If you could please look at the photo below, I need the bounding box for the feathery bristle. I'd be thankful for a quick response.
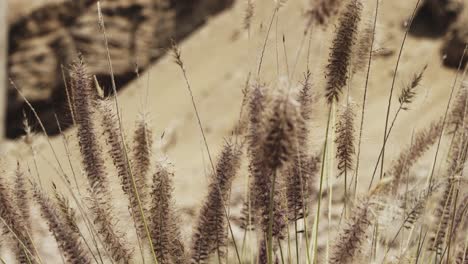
[329,198,372,264]
[455,243,468,264]
[243,0,254,31]
[451,194,468,244]
[352,19,375,75]
[389,119,443,194]
[89,190,133,262]
[429,177,456,255]
[402,187,434,229]
[70,60,132,262]
[286,79,316,221]
[324,0,363,104]
[239,199,255,231]
[335,103,356,177]
[191,142,242,263]
[70,59,107,192]
[32,184,91,264]
[14,163,31,230]
[98,99,147,240]
[447,131,468,176]
[52,184,80,235]
[448,81,468,133]
[398,65,427,110]
[0,170,35,263]
[132,115,153,199]
[247,83,267,154]
[249,88,300,240]
[150,162,187,264]
[298,70,313,122]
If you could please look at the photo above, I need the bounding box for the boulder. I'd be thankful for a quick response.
[424,0,463,27]
[441,5,467,68]
[6,0,234,138]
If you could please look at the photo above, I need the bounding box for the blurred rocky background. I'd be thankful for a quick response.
[0,0,467,142]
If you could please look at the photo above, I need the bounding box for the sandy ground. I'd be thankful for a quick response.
[1,0,465,260]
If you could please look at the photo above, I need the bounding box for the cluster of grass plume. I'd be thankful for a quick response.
[1,0,468,263]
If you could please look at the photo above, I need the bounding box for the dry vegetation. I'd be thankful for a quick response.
[1,0,467,263]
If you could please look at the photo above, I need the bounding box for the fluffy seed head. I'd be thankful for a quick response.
[324,0,363,104]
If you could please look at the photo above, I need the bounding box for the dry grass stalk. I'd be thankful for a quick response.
[329,198,372,264]
[150,162,187,264]
[70,59,131,262]
[191,142,242,263]
[325,0,363,104]
[32,184,91,264]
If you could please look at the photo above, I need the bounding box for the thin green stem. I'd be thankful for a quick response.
[312,105,332,263]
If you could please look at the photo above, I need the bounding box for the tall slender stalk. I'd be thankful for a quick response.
[354,0,379,197]
[379,0,421,181]
[312,105,333,264]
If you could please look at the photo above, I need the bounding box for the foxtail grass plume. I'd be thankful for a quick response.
[325,0,363,104]
[0,169,35,263]
[450,194,468,245]
[32,184,91,264]
[429,177,456,255]
[455,245,468,264]
[249,87,301,242]
[132,114,153,200]
[150,162,187,264]
[335,103,356,177]
[191,142,242,263]
[351,19,375,75]
[398,65,427,110]
[243,0,255,31]
[70,59,107,192]
[98,99,147,240]
[70,59,132,262]
[389,119,442,194]
[52,184,80,235]
[448,81,468,133]
[247,83,267,154]
[286,74,316,221]
[329,198,372,264]
[401,187,435,229]
[14,163,31,230]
